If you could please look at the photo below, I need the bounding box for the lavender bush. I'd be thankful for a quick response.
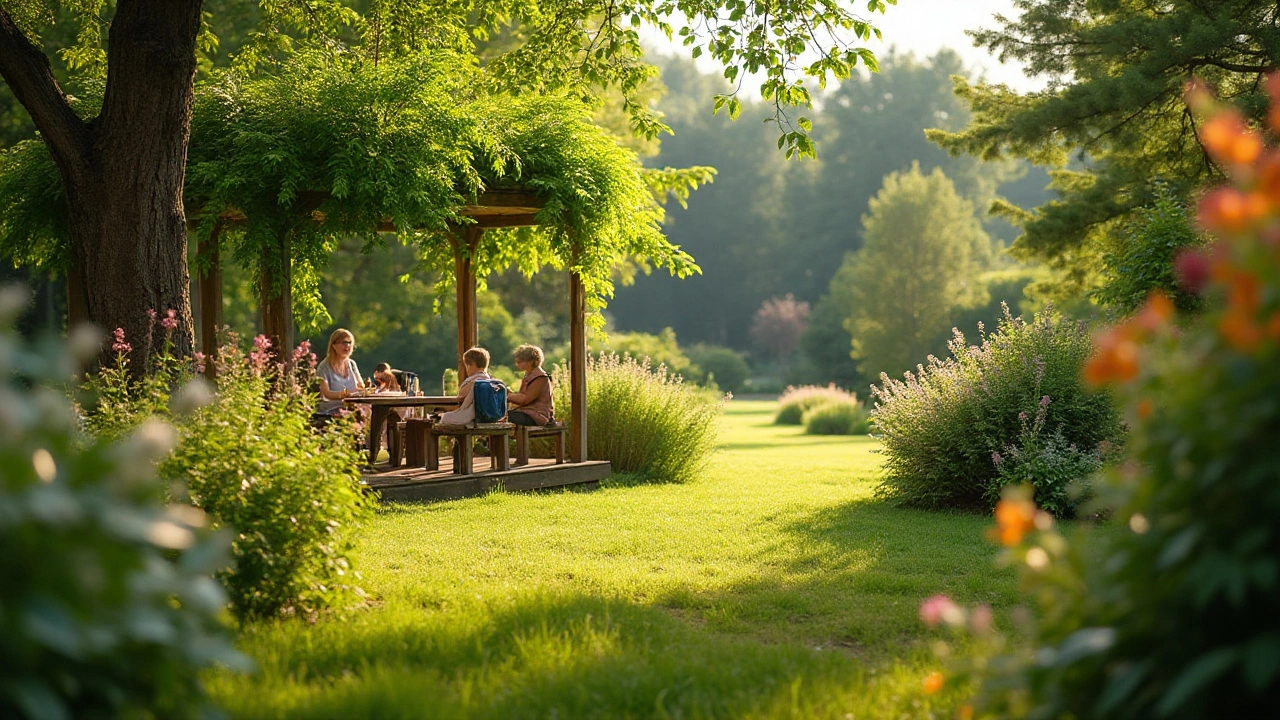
[870,308,1119,513]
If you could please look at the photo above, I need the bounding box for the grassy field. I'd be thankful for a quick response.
[208,400,1019,718]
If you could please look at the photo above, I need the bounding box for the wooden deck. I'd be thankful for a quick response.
[362,457,612,503]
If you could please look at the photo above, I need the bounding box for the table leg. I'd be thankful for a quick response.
[367,405,388,465]
[386,409,403,467]
[494,432,510,471]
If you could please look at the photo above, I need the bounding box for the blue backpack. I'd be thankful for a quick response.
[471,378,508,423]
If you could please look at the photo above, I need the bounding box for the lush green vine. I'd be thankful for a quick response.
[0,51,712,328]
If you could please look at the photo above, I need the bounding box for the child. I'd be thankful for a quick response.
[371,362,401,391]
[506,344,554,426]
[439,347,492,425]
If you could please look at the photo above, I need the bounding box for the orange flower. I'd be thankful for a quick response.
[1198,111,1263,166]
[1136,398,1153,419]
[958,705,975,720]
[992,496,1037,547]
[1227,270,1262,314]
[1257,150,1280,200]
[1136,292,1175,332]
[1198,188,1253,234]
[923,671,945,695]
[1084,328,1141,386]
[1220,310,1262,352]
[1267,312,1280,340]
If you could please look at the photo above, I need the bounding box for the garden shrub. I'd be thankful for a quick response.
[986,395,1104,517]
[934,86,1280,719]
[686,343,750,393]
[82,325,371,620]
[871,308,1120,513]
[1093,184,1207,315]
[802,398,871,436]
[162,339,371,620]
[552,353,722,483]
[774,383,857,424]
[0,289,244,720]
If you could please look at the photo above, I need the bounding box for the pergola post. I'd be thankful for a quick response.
[260,228,292,362]
[569,270,587,462]
[197,223,224,377]
[450,224,481,378]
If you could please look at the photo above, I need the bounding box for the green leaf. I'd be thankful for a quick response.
[798,116,812,132]
[1155,648,1238,717]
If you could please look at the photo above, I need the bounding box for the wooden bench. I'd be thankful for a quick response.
[514,422,567,467]
[427,422,515,475]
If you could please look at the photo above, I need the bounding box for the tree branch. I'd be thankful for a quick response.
[0,6,88,167]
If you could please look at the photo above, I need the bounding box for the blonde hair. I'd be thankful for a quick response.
[513,344,544,368]
[462,346,490,370]
[325,328,355,368]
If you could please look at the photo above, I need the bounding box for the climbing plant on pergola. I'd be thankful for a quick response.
[0,52,712,460]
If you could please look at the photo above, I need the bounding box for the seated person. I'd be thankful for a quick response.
[372,362,401,391]
[438,347,493,425]
[315,328,364,417]
[506,344,554,427]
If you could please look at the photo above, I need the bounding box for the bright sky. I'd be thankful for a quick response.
[868,0,1038,91]
[646,0,1043,94]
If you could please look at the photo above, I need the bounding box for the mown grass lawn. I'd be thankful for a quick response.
[208,400,1019,719]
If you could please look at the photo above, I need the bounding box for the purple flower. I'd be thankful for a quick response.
[992,451,1003,466]
[1040,395,1051,407]
[1018,411,1028,422]
[160,308,178,330]
[145,308,157,325]
[111,327,131,354]
[193,351,207,374]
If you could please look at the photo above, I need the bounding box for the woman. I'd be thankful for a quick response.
[316,328,364,417]
[506,344,554,426]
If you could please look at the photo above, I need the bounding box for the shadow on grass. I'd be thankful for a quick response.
[716,437,870,452]
[218,592,894,719]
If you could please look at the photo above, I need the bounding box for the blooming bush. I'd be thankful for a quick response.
[552,353,722,483]
[774,384,857,425]
[926,80,1280,719]
[871,308,1120,512]
[802,398,871,436]
[82,325,370,620]
[986,395,1104,518]
[0,288,244,719]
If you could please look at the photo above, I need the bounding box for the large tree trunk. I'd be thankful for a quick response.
[0,0,202,366]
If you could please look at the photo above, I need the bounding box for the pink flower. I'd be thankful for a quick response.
[919,594,964,628]
[249,334,272,371]
[111,327,132,354]
[1018,411,1028,422]
[193,351,207,374]
[160,308,178,330]
[146,308,157,325]
[969,604,994,635]
[992,451,1003,466]
[1040,395,1051,407]
[1174,249,1211,294]
[291,340,312,363]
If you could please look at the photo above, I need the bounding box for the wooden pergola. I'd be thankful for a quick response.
[191,188,589,463]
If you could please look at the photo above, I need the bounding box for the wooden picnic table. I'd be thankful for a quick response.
[343,393,459,466]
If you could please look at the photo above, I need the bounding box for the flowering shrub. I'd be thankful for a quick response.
[552,353,722,483]
[0,288,244,719]
[986,395,1105,518]
[82,325,369,620]
[801,398,871,436]
[927,80,1280,719]
[871,308,1119,512]
[774,383,857,424]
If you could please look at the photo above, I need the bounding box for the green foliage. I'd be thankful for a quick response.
[596,326,690,375]
[929,0,1274,271]
[871,309,1120,512]
[987,397,1103,518]
[0,288,243,720]
[686,343,749,393]
[552,353,721,483]
[1094,186,1208,315]
[802,399,870,436]
[775,384,857,425]
[162,343,372,620]
[842,164,992,379]
[81,329,371,620]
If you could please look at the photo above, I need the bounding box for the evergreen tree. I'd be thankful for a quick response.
[930,0,1279,277]
[840,165,990,379]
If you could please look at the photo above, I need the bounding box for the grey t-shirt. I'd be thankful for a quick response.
[317,358,362,414]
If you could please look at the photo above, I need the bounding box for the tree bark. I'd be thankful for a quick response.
[0,0,202,366]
